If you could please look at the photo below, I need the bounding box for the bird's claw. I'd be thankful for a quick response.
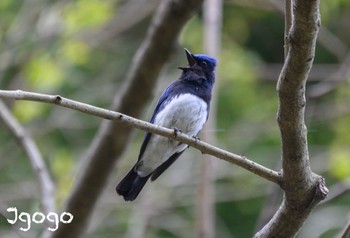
[173,128,182,136]
[192,136,200,143]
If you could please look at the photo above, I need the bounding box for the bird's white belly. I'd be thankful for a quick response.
[138,93,208,176]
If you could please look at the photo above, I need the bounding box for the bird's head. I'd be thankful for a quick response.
[178,49,217,84]
[179,48,216,72]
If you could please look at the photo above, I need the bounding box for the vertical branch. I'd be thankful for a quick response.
[278,0,319,196]
[0,100,55,214]
[197,0,222,238]
[255,0,328,237]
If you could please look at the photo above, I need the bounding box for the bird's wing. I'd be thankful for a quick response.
[137,83,177,161]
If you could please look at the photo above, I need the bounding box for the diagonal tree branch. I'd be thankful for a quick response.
[0,100,55,214]
[254,0,328,237]
[0,89,282,185]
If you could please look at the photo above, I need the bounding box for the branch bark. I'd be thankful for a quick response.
[0,89,281,185]
[254,0,328,237]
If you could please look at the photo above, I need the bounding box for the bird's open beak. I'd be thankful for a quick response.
[184,48,196,67]
[178,48,196,70]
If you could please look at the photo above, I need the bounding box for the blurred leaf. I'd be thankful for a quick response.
[218,38,258,84]
[179,17,203,52]
[63,0,114,34]
[51,149,74,203]
[321,0,350,23]
[329,148,350,179]
[12,101,47,122]
[332,116,350,146]
[24,54,63,91]
[217,39,260,129]
[222,6,252,45]
[60,40,90,65]
[0,0,20,33]
[0,0,11,10]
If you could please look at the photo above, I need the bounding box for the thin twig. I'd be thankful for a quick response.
[0,100,55,214]
[0,89,282,184]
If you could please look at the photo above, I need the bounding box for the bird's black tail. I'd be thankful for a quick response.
[116,166,150,201]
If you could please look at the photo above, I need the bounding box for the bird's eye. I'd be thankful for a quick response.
[201,61,207,67]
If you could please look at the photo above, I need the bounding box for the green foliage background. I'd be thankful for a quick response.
[1,0,350,237]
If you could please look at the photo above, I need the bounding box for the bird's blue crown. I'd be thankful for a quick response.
[194,54,217,65]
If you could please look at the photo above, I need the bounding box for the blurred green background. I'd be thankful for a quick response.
[1,0,350,237]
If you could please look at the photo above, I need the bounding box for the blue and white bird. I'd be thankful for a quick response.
[116,49,217,201]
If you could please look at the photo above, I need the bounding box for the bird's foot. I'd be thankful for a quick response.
[192,136,200,143]
[173,128,182,136]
